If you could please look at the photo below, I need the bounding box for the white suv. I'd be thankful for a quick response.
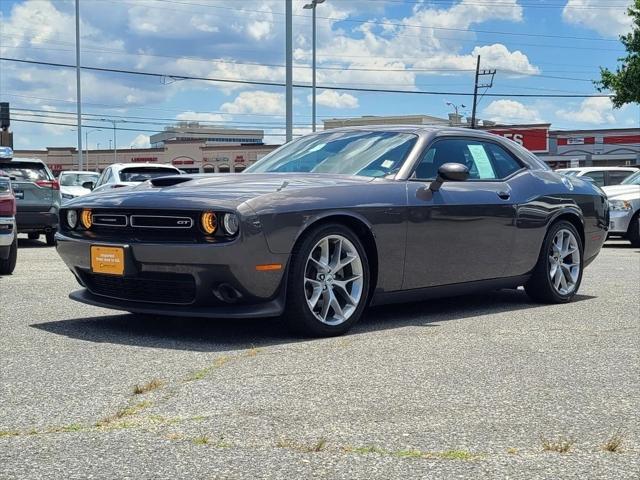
[602,170,640,247]
[556,166,638,187]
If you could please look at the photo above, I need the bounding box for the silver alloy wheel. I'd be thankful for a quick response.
[304,234,364,326]
[548,228,581,295]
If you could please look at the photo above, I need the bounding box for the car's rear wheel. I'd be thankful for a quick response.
[28,233,39,240]
[285,223,370,336]
[45,230,56,246]
[0,237,17,275]
[525,220,583,303]
[627,212,640,247]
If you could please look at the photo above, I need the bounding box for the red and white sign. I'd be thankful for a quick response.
[487,126,549,153]
[234,155,245,163]
[48,163,62,171]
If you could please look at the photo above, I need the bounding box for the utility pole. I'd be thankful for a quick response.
[75,0,83,170]
[285,0,293,142]
[303,0,325,132]
[470,55,496,129]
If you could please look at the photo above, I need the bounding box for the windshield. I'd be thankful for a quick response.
[246,131,418,177]
[59,172,99,187]
[621,170,640,185]
[120,167,180,182]
[0,162,49,182]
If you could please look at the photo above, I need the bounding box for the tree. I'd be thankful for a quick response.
[596,0,640,108]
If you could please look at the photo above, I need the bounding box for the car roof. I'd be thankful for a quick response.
[0,157,47,165]
[59,170,100,175]
[557,167,639,172]
[111,163,180,169]
[321,124,498,136]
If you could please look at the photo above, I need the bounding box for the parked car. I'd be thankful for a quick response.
[556,166,638,187]
[87,163,182,193]
[56,127,608,336]
[0,148,60,246]
[59,171,100,203]
[602,169,640,247]
[0,171,17,274]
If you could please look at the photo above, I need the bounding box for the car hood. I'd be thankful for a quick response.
[602,184,640,200]
[60,185,92,197]
[66,173,377,210]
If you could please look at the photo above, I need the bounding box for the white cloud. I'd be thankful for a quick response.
[175,111,228,123]
[556,97,616,124]
[129,134,150,149]
[220,91,285,116]
[310,90,359,109]
[563,0,633,38]
[482,100,544,124]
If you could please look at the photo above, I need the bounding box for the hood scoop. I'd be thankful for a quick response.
[150,176,192,187]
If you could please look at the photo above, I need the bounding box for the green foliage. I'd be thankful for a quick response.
[597,0,640,107]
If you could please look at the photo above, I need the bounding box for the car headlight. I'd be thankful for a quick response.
[80,209,92,229]
[62,193,75,200]
[609,200,632,211]
[66,210,78,229]
[200,212,217,235]
[223,213,240,236]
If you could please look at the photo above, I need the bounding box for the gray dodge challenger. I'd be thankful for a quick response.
[56,126,609,336]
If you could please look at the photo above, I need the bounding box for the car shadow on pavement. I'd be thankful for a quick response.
[31,289,596,353]
[17,238,51,248]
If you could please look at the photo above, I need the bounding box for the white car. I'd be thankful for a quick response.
[602,170,640,247]
[88,163,182,193]
[58,171,100,203]
[556,166,638,188]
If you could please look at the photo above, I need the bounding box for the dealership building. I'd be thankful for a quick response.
[11,116,640,174]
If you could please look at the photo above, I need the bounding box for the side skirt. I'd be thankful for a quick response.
[369,275,531,307]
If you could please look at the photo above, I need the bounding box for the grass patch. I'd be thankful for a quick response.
[393,449,423,459]
[96,400,152,427]
[133,378,164,395]
[343,445,477,461]
[541,436,575,453]
[276,437,327,453]
[431,450,476,460]
[187,356,229,381]
[602,429,625,453]
[0,430,20,438]
[47,423,85,433]
[507,447,519,455]
[192,435,210,445]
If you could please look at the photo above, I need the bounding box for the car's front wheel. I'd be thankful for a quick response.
[627,211,640,247]
[285,223,370,336]
[45,230,56,246]
[525,220,583,303]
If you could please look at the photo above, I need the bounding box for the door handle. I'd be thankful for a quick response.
[497,191,511,200]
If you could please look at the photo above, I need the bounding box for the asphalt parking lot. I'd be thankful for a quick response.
[0,237,638,479]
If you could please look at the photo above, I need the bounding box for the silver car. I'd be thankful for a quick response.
[0,148,61,246]
[59,171,100,204]
[602,170,640,247]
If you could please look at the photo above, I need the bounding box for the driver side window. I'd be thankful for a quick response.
[413,138,522,181]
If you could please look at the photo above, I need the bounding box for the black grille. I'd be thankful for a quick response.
[81,271,196,304]
[130,215,193,229]
[93,214,127,227]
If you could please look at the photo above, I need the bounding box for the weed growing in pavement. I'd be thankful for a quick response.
[276,437,327,453]
[133,378,164,395]
[96,400,153,428]
[507,447,519,455]
[541,435,575,453]
[343,444,478,461]
[192,435,210,445]
[602,429,625,453]
[0,430,20,437]
[187,355,230,381]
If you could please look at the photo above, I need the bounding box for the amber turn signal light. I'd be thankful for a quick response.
[80,209,92,229]
[200,212,217,235]
[255,264,282,271]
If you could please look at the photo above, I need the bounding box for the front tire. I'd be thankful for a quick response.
[284,223,370,337]
[0,237,17,275]
[627,212,640,247]
[525,220,583,303]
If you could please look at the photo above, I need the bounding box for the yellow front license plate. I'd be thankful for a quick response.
[91,246,125,276]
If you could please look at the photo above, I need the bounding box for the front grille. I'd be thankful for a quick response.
[130,215,193,229]
[93,214,127,227]
[81,271,196,304]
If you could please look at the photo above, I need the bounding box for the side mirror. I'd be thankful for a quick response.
[82,181,95,190]
[429,162,469,192]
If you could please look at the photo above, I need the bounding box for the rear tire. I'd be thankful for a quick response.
[284,223,370,337]
[0,237,17,275]
[45,230,56,246]
[525,220,583,303]
[627,212,640,247]
[28,233,39,240]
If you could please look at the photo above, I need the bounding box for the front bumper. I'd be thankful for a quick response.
[608,209,634,234]
[16,210,59,233]
[55,230,290,318]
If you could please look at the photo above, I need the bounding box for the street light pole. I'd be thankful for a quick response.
[100,119,118,163]
[303,0,325,133]
[75,0,83,170]
[285,0,293,142]
[84,128,101,171]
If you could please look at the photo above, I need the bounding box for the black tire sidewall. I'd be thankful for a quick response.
[45,231,56,246]
[540,221,584,302]
[286,223,370,336]
[0,237,17,275]
[627,212,640,247]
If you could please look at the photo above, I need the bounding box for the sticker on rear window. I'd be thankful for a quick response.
[467,145,496,179]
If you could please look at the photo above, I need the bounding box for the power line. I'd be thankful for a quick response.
[0,57,611,98]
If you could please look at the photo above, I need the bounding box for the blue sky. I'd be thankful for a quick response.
[0,0,638,150]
